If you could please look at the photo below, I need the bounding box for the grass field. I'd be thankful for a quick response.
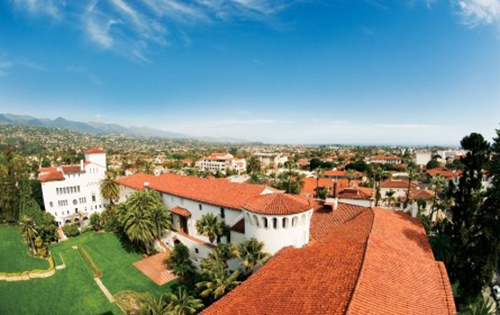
[0,227,179,315]
[0,225,48,272]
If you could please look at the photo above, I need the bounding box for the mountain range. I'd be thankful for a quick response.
[0,113,252,144]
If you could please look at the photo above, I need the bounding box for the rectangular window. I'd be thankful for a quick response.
[199,204,202,210]
[49,201,53,207]
[92,195,96,202]
[220,208,225,219]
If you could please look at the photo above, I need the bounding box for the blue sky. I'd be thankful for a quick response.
[0,0,499,145]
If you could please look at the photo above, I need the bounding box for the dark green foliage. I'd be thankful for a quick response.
[89,212,102,231]
[62,222,80,237]
[345,160,369,173]
[426,159,441,170]
[18,177,42,223]
[0,147,26,222]
[428,132,500,307]
[167,242,195,278]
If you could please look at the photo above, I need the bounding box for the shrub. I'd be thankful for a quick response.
[62,222,80,237]
[167,242,195,278]
[38,247,48,258]
[89,212,101,231]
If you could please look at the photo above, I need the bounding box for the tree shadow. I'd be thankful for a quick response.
[115,229,144,254]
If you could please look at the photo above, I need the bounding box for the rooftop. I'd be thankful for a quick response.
[85,147,106,154]
[243,193,313,215]
[203,206,455,315]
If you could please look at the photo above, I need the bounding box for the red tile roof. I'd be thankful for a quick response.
[148,173,268,210]
[346,208,455,314]
[426,168,458,180]
[337,187,373,200]
[324,170,347,177]
[202,207,455,315]
[243,193,313,215]
[116,173,157,191]
[169,206,191,217]
[39,170,65,182]
[309,202,366,242]
[380,179,418,189]
[301,178,358,197]
[85,147,106,154]
[371,155,402,161]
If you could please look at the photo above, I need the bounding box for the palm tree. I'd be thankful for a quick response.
[404,166,419,209]
[385,190,396,208]
[196,263,241,300]
[20,216,38,254]
[122,208,155,254]
[150,205,171,239]
[460,296,495,315]
[233,238,271,275]
[430,174,445,220]
[100,173,120,206]
[137,293,168,315]
[286,162,297,193]
[167,287,204,315]
[247,156,261,175]
[143,161,154,175]
[167,242,196,278]
[371,167,391,207]
[196,213,226,244]
[315,167,324,198]
[201,243,235,271]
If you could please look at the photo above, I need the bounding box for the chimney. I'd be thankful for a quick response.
[334,197,338,210]
[144,182,150,190]
[80,159,84,171]
[333,180,338,198]
[411,202,418,218]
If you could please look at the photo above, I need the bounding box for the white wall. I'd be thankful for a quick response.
[42,161,106,226]
[338,198,371,207]
[243,209,313,255]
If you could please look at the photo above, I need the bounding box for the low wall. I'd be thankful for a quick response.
[0,256,56,282]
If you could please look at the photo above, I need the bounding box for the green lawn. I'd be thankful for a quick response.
[0,228,179,315]
[0,225,48,272]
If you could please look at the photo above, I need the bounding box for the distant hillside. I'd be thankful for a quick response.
[0,113,252,144]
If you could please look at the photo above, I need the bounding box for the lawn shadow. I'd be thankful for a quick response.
[115,230,144,254]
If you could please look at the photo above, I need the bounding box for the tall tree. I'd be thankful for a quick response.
[167,287,204,315]
[246,156,261,175]
[233,238,270,275]
[440,133,494,305]
[100,173,120,206]
[167,242,196,278]
[196,213,227,244]
[196,263,241,301]
[19,215,38,254]
[18,177,43,223]
[121,190,170,254]
[404,166,419,209]
[315,167,324,198]
[0,147,26,222]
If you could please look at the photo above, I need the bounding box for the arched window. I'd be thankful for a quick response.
[253,215,259,227]
[263,217,268,229]
[273,218,278,229]
[301,214,306,226]
[292,216,297,227]
[282,217,288,229]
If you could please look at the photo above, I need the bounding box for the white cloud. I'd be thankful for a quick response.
[0,53,45,76]
[456,0,500,27]
[12,0,62,19]
[10,0,295,61]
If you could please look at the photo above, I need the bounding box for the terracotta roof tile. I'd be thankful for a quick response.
[85,147,106,154]
[243,193,313,215]
[202,207,455,315]
[147,173,267,210]
[169,206,191,217]
[380,179,418,189]
[117,173,156,191]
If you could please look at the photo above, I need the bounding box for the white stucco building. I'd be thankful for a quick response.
[196,153,246,174]
[117,173,315,268]
[252,153,288,168]
[368,155,402,164]
[39,148,107,227]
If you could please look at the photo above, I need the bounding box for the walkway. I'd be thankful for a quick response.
[133,251,177,286]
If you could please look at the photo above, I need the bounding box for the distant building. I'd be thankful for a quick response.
[414,152,432,166]
[436,149,467,163]
[196,153,246,174]
[252,153,288,167]
[38,148,107,227]
[368,155,402,164]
